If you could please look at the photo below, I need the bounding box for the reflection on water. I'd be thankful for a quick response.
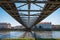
[0,31,60,38]
[0,31,24,38]
[35,31,52,38]
[52,31,60,38]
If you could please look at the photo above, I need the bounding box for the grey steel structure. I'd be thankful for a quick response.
[0,0,60,38]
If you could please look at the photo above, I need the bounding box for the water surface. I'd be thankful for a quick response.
[0,31,60,38]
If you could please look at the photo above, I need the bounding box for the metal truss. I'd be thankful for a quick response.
[0,0,60,38]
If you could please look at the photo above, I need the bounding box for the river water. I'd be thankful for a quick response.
[0,31,60,38]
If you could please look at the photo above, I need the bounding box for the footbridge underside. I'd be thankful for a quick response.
[0,0,60,30]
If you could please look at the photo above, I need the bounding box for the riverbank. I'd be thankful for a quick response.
[1,38,60,40]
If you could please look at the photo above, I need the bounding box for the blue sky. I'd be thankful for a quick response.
[0,5,60,26]
[0,7,21,26]
[41,8,60,25]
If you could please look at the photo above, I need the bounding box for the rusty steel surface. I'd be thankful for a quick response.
[0,0,60,30]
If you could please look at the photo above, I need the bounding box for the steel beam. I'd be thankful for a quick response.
[0,1,60,4]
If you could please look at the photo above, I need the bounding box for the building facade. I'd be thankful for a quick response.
[14,26,24,29]
[52,25,60,29]
[0,23,11,29]
[35,22,52,29]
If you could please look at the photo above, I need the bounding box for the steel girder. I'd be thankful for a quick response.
[0,0,60,30]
